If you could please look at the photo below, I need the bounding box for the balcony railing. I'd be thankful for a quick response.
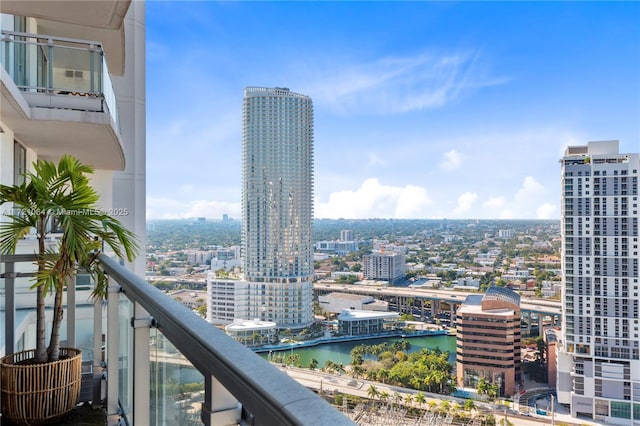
[1,253,351,425]
[0,30,120,131]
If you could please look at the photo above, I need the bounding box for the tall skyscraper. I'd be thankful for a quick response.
[240,87,314,328]
[557,140,640,425]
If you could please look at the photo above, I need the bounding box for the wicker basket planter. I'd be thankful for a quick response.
[0,347,82,425]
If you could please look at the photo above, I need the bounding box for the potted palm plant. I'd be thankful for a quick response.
[0,155,138,425]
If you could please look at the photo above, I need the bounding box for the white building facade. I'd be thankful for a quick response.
[239,87,314,329]
[363,252,406,283]
[557,140,640,425]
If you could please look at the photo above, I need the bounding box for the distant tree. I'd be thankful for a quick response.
[477,377,488,396]
[464,399,475,414]
[367,384,379,402]
[195,304,207,318]
[403,393,413,406]
[535,336,546,363]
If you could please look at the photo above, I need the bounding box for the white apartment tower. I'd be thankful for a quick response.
[363,252,406,283]
[557,140,640,425]
[240,87,314,328]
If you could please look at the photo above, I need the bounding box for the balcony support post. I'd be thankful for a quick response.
[4,262,15,355]
[47,38,53,92]
[131,304,151,426]
[92,297,104,408]
[66,273,76,348]
[106,279,120,425]
[201,375,242,426]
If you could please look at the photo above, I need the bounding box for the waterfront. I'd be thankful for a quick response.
[260,334,456,367]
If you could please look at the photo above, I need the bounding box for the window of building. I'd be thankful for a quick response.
[610,401,631,419]
[14,141,26,185]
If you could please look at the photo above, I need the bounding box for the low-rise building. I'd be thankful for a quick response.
[225,319,277,346]
[169,289,207,311]
[545,327,559,389]
[454,277,480,290]
[314,240,359,255]
[318,292,388,314]
[337,309,399,336]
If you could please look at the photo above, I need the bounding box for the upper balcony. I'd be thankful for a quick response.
[1,30,125,170]
[0,0,130,75]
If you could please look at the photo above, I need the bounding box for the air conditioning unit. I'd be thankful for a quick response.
[64,69,84,78]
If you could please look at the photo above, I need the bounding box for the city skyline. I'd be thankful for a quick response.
[146,1,639,221]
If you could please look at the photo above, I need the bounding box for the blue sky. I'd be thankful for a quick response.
[146,1,639,220]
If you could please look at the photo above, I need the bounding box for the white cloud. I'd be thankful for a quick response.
[474,177,558,219]
[367,152,385,167]
[440,149,462,170]
[307,50,505,115]
[515,176,546,204]
[483,196,506,209]
[315,178,431,219]
[536,203,557,219]
[453,192,478,216]
[147,197,240,220]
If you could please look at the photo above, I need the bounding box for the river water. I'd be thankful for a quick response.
[259,335,456,368]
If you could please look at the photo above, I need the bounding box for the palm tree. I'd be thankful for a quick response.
[367,384,380,403]
[464,398,476,413]
[439,400,450,414]
[414,391,426,408]
[351,364,364,379]
[403,393,413,407]
[477,377,488,397]
[451,402,461,418]
[0,156,138,363]
[427,400,437,412]
[323,359,335,373]
[377,368,389,384]
[379,391,390,407]
[309,358,318,370]
[392,391,402,409]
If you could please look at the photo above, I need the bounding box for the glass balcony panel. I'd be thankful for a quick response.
[49,44,101,94]
[151,328,204,425]
[119,297,133,417]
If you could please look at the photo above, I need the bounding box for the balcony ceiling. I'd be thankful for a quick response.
[0,1,130,30]
[0,1,131,75]
[2,72,126,171]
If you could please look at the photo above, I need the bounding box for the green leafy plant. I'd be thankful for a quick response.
[0,155,138,363]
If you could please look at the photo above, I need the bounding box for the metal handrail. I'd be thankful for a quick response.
[98,254,351,425]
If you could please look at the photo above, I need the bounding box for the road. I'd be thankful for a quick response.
[314,282,561,316]
[277,365,600,426]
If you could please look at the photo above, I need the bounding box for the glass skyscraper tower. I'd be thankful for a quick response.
[240,87,314,328]
[557,140,640,425]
